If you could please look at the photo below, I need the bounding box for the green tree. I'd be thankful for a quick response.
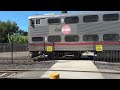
[0,20,19,43]
[8,34,28,44]
[17,29,28,36]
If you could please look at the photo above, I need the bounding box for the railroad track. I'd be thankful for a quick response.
[0,69,49,79]
[1,68,120,79]
[0,71,20,78]
[0,72,17,78]
[0,70,31,78]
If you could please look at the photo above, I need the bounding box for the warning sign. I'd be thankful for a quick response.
[47,46,53,52]
[96,45,103,51]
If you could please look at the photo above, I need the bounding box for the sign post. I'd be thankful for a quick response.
[11,43,13,64]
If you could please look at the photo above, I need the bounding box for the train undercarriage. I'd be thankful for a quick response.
[28,50,95,61]
[28,50,120,62]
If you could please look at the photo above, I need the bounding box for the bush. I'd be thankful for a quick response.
[8,34,28,43]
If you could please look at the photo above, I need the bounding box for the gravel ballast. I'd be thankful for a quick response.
[0,60,55,70]
[94,61,120,71]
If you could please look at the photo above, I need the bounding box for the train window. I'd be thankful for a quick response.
[36,19,40,24]
[83,34,99,41]
[103,14,119,21]
[48,18,61,24]
[103,34,119,41]
[30,19,35,26]
[83,15,98,23]
[32,37,44,42]
[64,16,79,24]
[48,35,61,42]
[65,35,79,42]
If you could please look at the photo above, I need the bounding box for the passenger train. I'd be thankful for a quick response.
[28,11,120,60]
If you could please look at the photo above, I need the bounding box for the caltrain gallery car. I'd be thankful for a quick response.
[28,11,120,60]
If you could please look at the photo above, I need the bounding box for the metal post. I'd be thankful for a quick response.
[93,42,96,64]
[44,41,45,61]
[53,42,55,64]
[11,43,13,64]
[93,52,95,64]
[26,43,28,52]
[4,43,5,52]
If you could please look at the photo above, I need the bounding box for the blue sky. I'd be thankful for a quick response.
[0,11,90,32]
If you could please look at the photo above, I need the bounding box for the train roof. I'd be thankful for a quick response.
[28,11,120,19]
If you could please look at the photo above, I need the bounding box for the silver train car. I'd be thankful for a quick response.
[28,11,120,60]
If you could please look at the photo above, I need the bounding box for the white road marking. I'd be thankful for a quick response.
[7,73,17,77]
[0,73,7,77]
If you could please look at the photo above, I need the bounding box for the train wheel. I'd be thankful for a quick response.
[28,51,39,58]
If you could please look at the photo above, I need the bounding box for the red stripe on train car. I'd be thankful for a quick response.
[29,42,120,46]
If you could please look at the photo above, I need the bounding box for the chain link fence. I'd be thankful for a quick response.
[94,41,120,63]
[0,43,30,64]
[0,43,55,66]
[0,42,120,65]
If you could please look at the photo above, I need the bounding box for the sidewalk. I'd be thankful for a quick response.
[40,60,104,79]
